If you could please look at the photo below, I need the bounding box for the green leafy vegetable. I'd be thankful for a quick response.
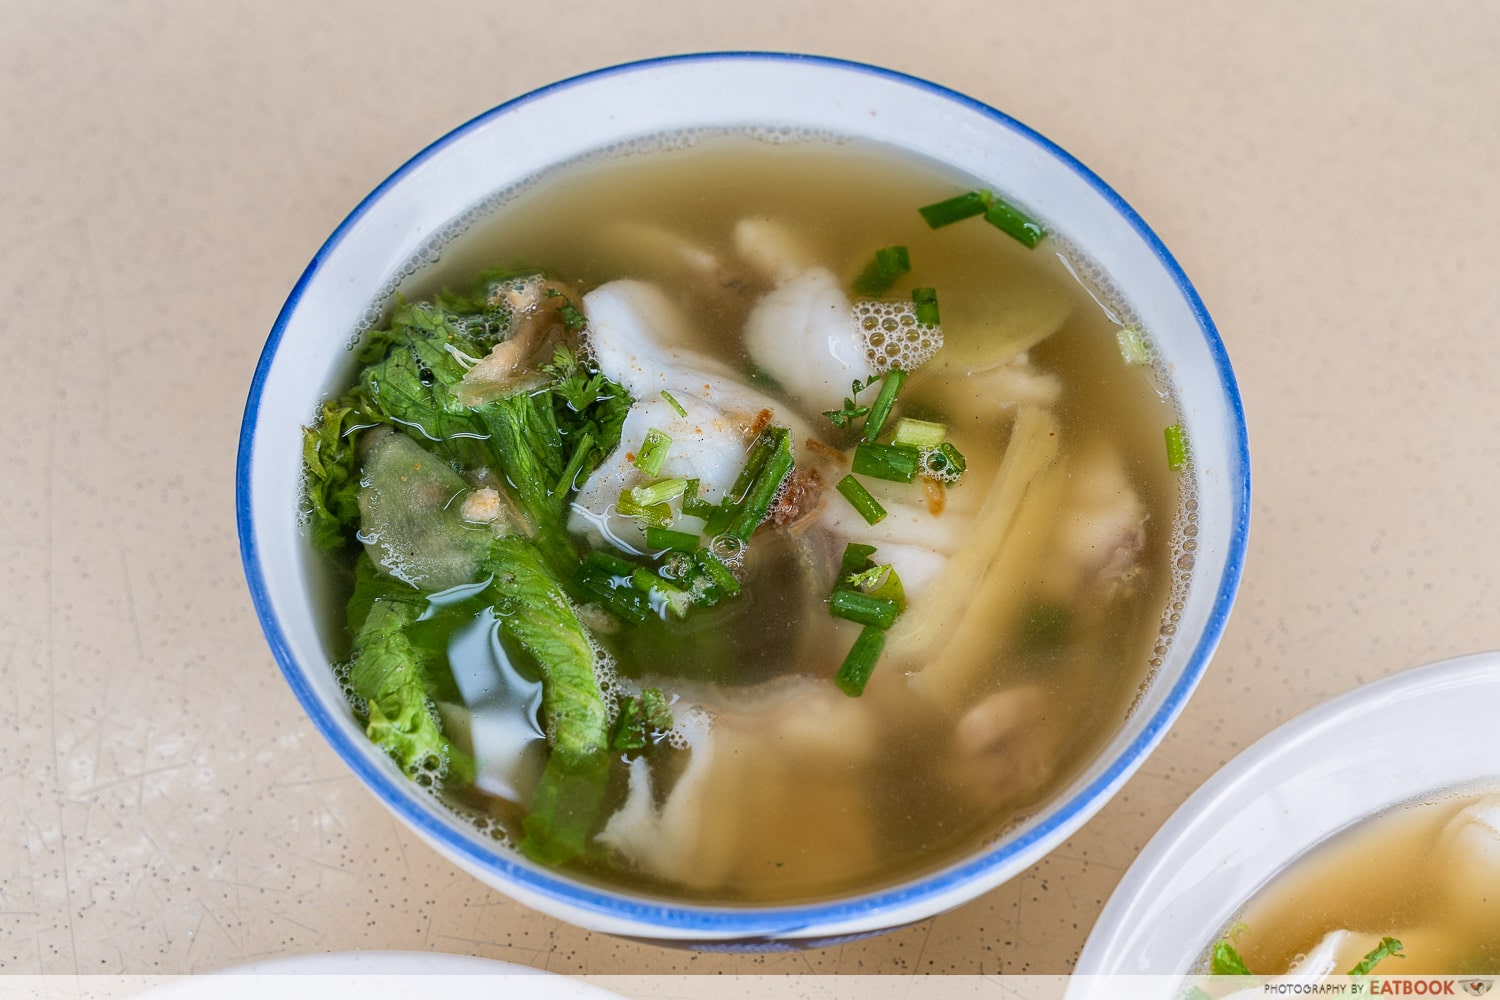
[345,557,474,784]
[302,396,367,550]
[1348,936,1404,976]
[822,376,877,429]
[1210,940,1253,977]
[483,537,612,864]
[544,288,589,333]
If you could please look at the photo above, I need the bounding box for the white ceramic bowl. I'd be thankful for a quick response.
[1076,651,1500,973]
[237,53,1249,945]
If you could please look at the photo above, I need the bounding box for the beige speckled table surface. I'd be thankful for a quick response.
[5,0,1499,976]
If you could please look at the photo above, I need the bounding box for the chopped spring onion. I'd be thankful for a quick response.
[726,427,794,541]
[585,549,637,577]
[852,441,921,483]
[1116,326,1152,366]
[860,369,908,443]
[694,548,742,597]
[912,286,940,327]
[829,589,900,630]
[571,559,650,624]
[1164,423,1188,471]
[837,542,879,581]
[630,568,693,620]
[629,477,688,507]
[918,190,991,229]
[851,245,912,296]
[984,195,1046,248]
[891,417,946,450]
[644,525,699,553]
[610,696,648,751]
[836,474,887,525]
[680,478,716,518]
[615,490,673,527]
[632,428,671,477]
[1348,937,1404,977]
[923,441,968,479]
[660,389,687,417]
[835,625,887,697]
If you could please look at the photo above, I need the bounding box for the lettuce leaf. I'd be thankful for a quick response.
[301,396,366,551]
[346,557,473,783]
[482,537,612,863]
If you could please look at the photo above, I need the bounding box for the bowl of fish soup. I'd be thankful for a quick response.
[1077,652,1500,975]
[237,53,1249,944]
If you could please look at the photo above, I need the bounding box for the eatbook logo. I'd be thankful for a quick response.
[1461,983,1493,997]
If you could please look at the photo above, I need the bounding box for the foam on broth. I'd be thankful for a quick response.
[320,131,1192,903]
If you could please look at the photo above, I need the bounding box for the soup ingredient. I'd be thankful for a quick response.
[851,245,912,296]
[1165,423,1188,471]
[918,188,1047,248]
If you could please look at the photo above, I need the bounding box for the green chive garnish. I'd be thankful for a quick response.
[694,548,742,597]
[837,542,879,581]
[852,441,921,483]
[983,195,1046,248]
[852,245,912,296]
[630,568,693,619]
[633,428,672,477]
[726,427,794,541]
[829,589,900,630]
[891,417,946,450]
[644,525,699,553]
[860,369,908,443]
[629,477,688,507]
[616,490,673,527]
[918,190,991,229]
[923,441,967,479]
[836,474,887,525]
[835,625,887,697]
[912,286,940,327]
[1164,423,1188,471]
[1116,327,1152,366]
[661,390,687,417]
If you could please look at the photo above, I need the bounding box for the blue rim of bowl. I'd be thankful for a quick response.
[236,51,1251,937]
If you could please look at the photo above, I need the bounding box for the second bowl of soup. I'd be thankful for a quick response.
[1076,651,1500,976]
